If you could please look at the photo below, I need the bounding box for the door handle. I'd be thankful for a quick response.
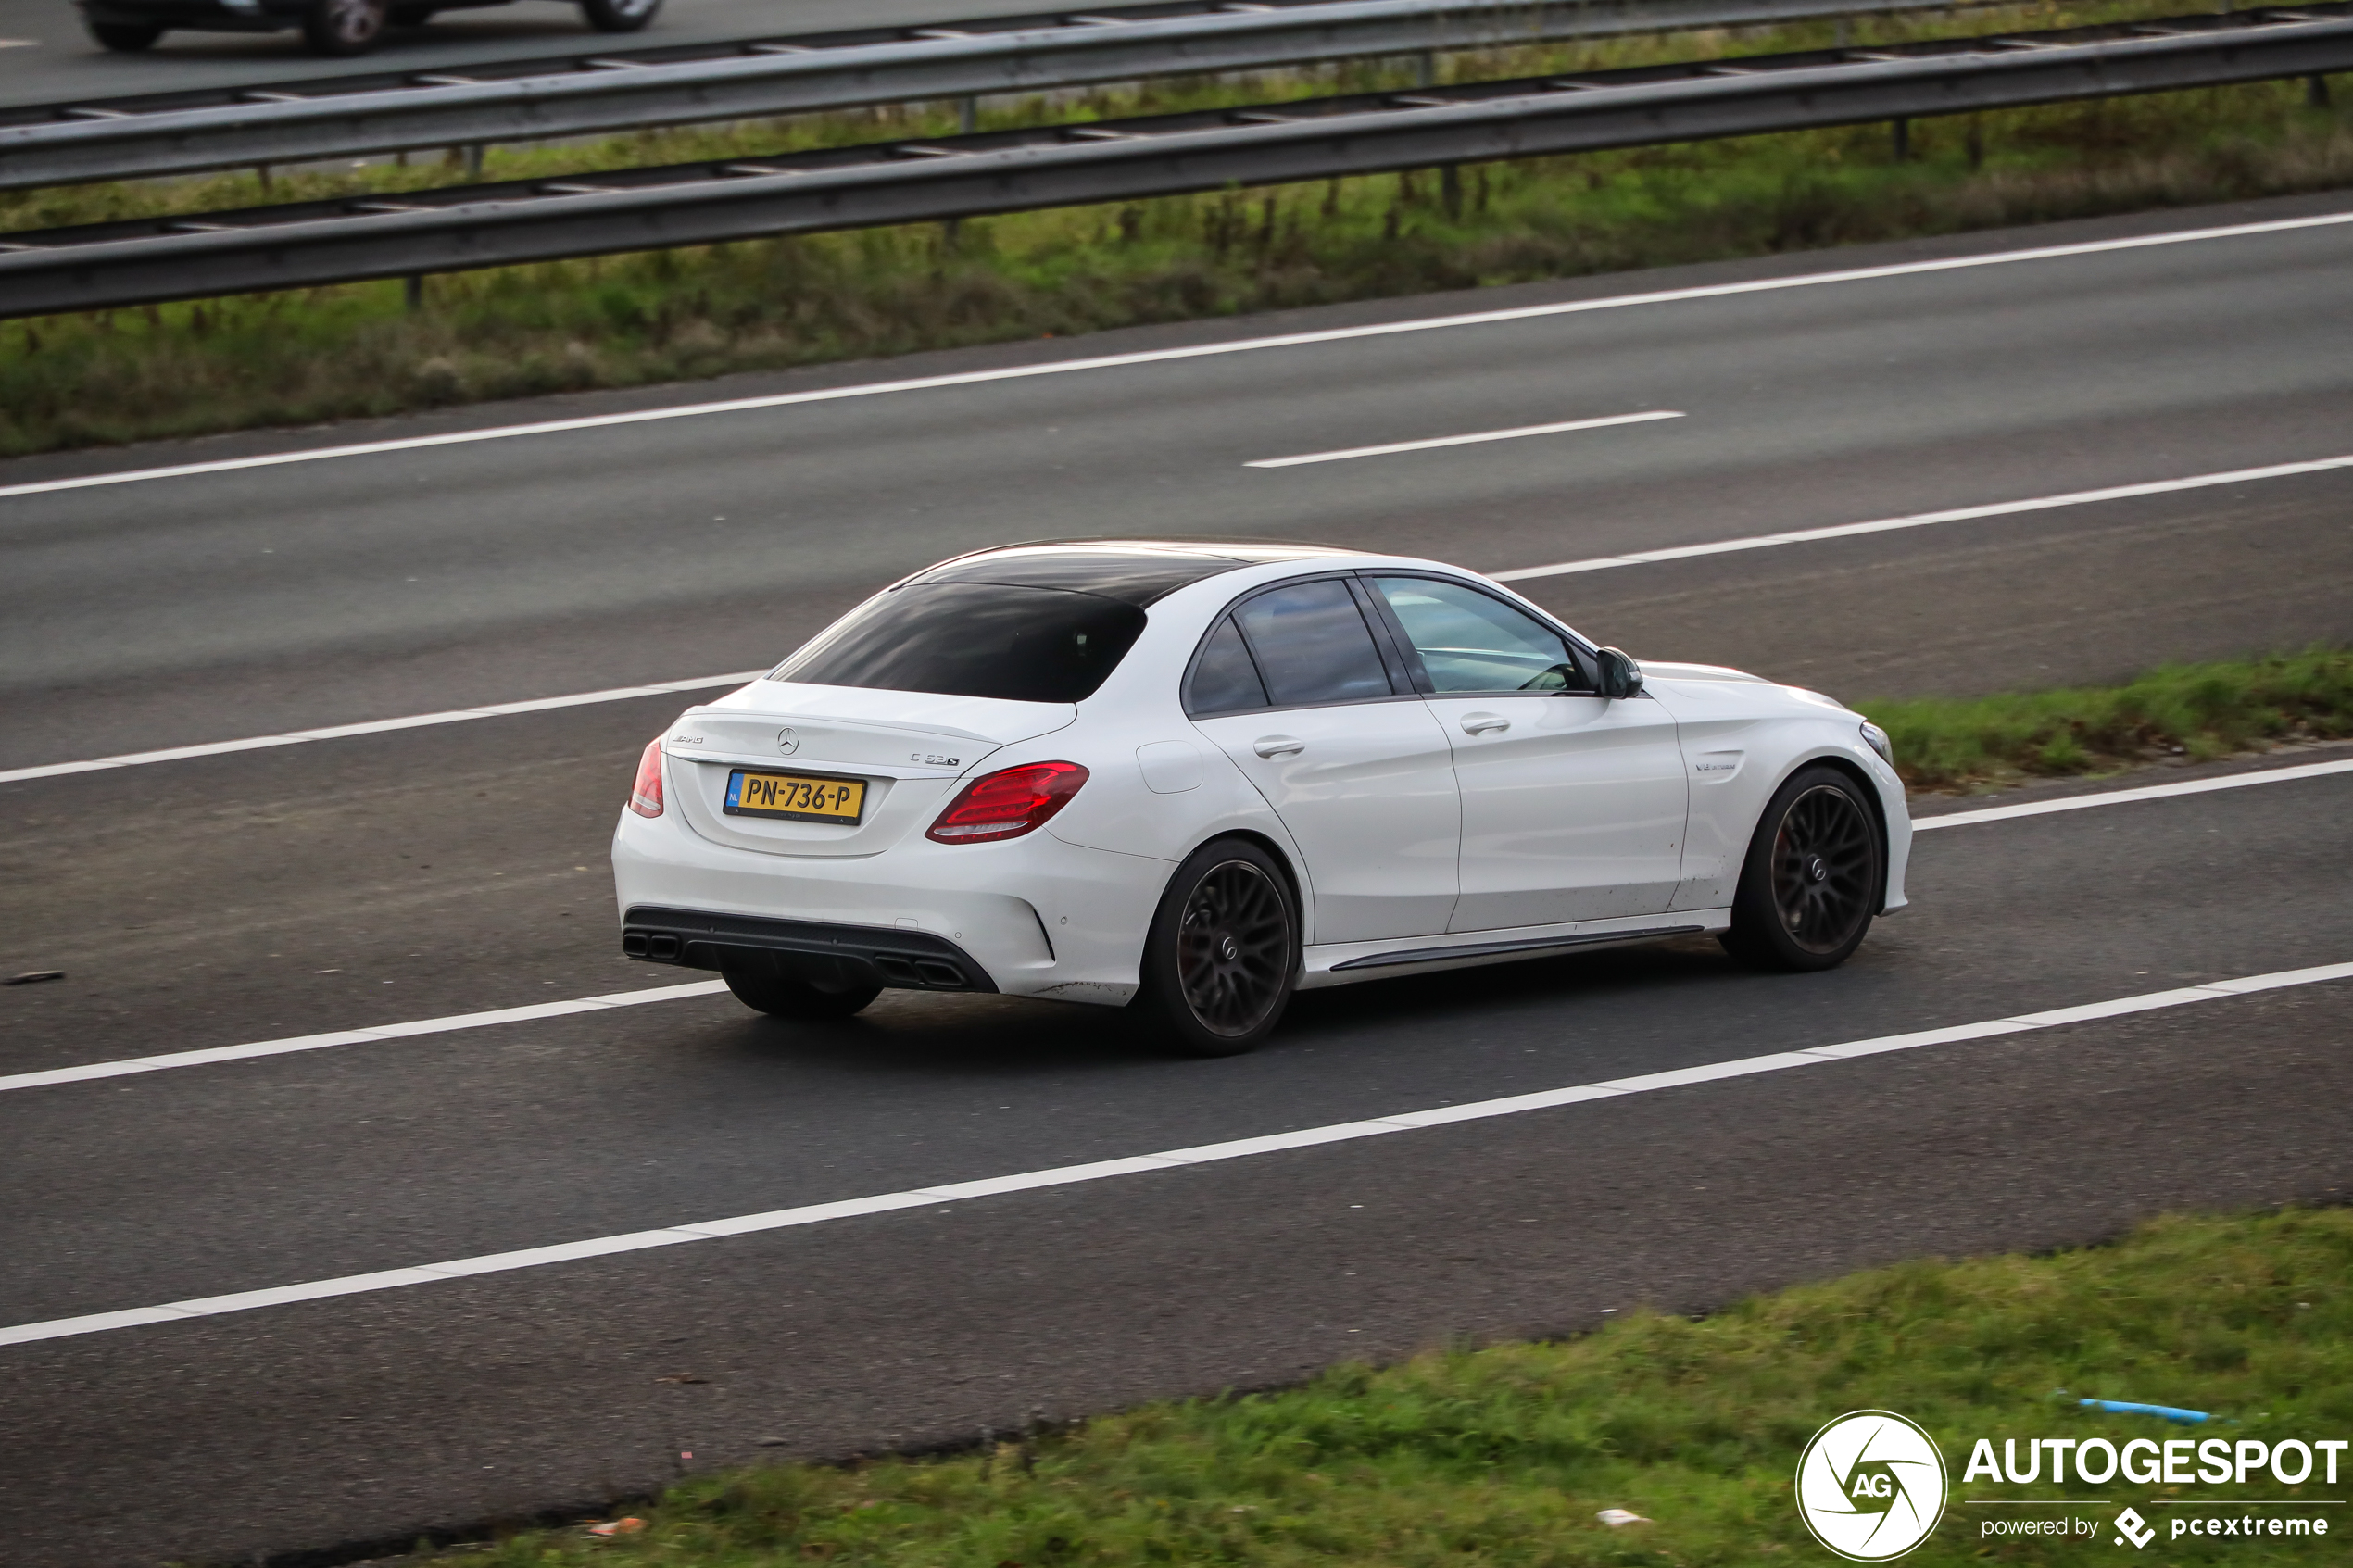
[1459,712,1510,735]
[1252,735,1305,758]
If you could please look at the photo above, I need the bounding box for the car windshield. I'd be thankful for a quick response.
[774,583,1148,704]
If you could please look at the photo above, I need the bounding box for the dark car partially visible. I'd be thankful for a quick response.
[77,0,660,57]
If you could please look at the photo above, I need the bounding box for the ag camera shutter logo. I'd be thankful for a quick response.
[1796,1411,1948,1561]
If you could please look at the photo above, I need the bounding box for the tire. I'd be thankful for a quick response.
[1720,765,1883,972]
[720,956,882,1022]
[300,0,387,55]
[87,19,166,50]
[578,0,661,31]
[1136,837,1299,1057]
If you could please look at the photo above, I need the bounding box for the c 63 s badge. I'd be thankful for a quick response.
[1796,1410,1947,1561]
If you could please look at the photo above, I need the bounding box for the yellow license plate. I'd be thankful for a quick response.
[724,769,866,824]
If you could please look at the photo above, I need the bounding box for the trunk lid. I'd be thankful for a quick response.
[663,682,1076,859]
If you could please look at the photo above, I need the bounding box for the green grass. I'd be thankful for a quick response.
[444,1208,2351,1566]
[1859,647,2353,791]
[6,0,2353,456]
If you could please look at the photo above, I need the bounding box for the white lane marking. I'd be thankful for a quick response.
[6,752,2345,1098]
[4,960,2347,1350]
[1912,757,2353,831]
[1489,452,2353,581]
[4,209,2351,508]
[0,671,765,787]
[0,979,727,1095]
[1245,410,1683,468]
[14,445,2350,791]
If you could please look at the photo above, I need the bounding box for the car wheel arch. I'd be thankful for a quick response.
[1755,751,1892,914]
[1169,828,1307,947]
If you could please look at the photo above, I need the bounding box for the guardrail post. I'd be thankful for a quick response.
[1891,116,1910,160]
[405,274,425,311]
[958,95,977,135]
[465,144,484,178]
[1415,49,1437,87]
[2310,72,2333,106]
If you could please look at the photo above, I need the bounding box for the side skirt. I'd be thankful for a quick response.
[1299,909,1731,989]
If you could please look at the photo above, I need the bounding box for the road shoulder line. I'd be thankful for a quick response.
[5,960,2347,1350]
[1910,757,2353,830]
[5,758,2343,1099]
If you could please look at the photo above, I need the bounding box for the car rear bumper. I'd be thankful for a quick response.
[622,906,996,993]
[611,804,1168,1006]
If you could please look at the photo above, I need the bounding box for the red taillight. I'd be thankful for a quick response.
[926,761,1088,844]
[628,738,665,818]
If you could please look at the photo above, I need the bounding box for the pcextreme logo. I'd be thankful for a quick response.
[1796,1411,1950,1561]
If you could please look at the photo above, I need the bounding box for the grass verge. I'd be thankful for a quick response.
[450,1207,2351,1566]
[1858,647,2353,791]
[6,0,2353,456]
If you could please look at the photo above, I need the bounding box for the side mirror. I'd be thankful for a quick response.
[1595,646,1644,700]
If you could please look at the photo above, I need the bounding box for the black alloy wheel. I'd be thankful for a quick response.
[720,956,882,1022]
[1140,837,1298,1056]
[301,0,387,55]
[1722,765,1882,972]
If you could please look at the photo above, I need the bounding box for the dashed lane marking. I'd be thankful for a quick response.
[1245,409,1682,467]
[9,445,2353,788]
[1489,453,2353,581]
[0,979,727,1096]
[0,671,765,785]
[5,208,2347,508]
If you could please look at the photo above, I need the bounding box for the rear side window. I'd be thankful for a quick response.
[1232,579,1395,708]
[1185,615,1269,716]
[775,583,1146,703]
[1370,576,1588,695]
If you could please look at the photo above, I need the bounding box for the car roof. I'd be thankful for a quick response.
[909,540,1360,607]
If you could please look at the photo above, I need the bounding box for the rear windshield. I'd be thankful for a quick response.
[774,583,1147,704]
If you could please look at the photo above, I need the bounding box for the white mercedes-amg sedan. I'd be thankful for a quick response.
[613,541,1909,1055]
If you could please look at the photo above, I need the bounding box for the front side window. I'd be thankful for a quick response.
[775,583,1146,704]
[1370,577,1587,695]
[1232,579,1395,708]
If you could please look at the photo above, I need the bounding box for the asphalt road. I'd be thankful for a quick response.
[2,193,2350,1565]
[0,0,1059,109]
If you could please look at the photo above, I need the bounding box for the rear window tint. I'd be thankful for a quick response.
[1184,615,1269,715]
[1233,579,1394,708]
[775,583,1146,704]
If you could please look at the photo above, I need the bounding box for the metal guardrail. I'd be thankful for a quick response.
[1,4,2347,320]
[0,0,1996,191]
